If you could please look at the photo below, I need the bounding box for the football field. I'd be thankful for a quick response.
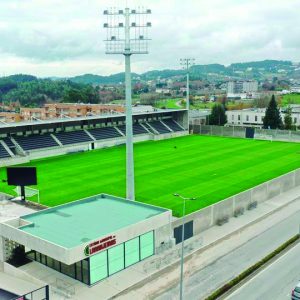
[1,135,300,216]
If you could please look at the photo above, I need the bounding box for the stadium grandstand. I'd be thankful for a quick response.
[0,109,188,165]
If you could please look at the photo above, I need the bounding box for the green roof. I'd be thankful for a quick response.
[19,194,167,248]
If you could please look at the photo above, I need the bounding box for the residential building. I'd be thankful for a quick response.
[0,112,22,123]
[226,106,300,127]
[227,80,259,98]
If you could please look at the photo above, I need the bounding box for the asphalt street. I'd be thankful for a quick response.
[156,209,300,300]
[226,242,300,300]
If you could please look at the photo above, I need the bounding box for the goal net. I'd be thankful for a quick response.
[14,187,40,203]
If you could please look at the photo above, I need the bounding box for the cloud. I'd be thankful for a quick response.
[0,0,299,76]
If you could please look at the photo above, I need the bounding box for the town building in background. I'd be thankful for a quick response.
[226,106,300,128]
[19,104,125,121]
[227,80,259,99]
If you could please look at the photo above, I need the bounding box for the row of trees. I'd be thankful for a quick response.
[0,75,101,106]
[208,95,294,130]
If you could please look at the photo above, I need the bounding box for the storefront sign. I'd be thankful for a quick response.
[84,235,116,256]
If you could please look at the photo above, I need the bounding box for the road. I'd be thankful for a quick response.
[156,208,300,300]
[226,242,300,300]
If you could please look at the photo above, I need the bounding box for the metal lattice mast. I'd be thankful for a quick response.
[180,58,195,124]
[103,7,151,201]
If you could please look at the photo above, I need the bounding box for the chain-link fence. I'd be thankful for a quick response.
[191,125,300,143]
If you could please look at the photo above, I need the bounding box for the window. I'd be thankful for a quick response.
[53,259,60,272]
[125,237,139,267]
[140,231,154,260]
[90,251,108,284]
[246,115,249,122]
[82,259,90,285]
[76,261,83,282]
[294,118,297,124]
[232,115,234,120]
[108,244,124,275]
[41,254,47,265]
[46,257,54,269]
[61,263,76,279]
[238,115,241,121]
[255,116,258,122]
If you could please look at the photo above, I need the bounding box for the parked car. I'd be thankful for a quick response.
[292,282,300,300]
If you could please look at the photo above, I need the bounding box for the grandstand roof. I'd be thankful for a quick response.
[0,108,187,130]
[18,194,168,249]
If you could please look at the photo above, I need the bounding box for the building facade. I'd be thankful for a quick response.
[0,194,172,286]
[226,107,300,127]
[227,80,259,98]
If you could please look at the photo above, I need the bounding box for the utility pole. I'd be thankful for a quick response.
[180,58,195,125]
[103,7,151,200]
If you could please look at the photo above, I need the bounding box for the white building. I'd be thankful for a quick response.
[291,86,300,93]
[227,80,259,98]
[226,107,300,128]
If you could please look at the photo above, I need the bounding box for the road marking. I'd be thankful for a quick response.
[225,242,300,299]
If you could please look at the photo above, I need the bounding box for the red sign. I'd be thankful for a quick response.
[85,235,116,256]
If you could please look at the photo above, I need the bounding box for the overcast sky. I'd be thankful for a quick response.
[0,0,300,77]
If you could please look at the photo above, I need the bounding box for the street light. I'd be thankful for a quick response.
[180,58,195,127]
[103,6,151,201]
[173,193,197,300]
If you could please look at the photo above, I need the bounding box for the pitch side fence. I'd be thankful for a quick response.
[191,124,300,142]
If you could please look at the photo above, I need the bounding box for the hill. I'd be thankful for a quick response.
[67,60,298,85]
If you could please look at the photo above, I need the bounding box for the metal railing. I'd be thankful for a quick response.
[11,285,49,300]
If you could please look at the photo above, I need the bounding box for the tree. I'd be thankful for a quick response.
[208,104,227,126]
[263,95,283,129]
[284,106,293,130]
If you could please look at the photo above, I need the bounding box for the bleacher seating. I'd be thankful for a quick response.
[117,124,149,135]
[88,127,123,140]
[54,130,93,145]
[3,137,15,148]
[148,121,171,134]
[162,119,184,132]
[0,143,11,159]
[14,134,59,151]
[2,137,16,154]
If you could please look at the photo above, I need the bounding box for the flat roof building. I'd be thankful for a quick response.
[0,194,172,286]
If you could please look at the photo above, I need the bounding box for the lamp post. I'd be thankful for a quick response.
[173,193,197,300]
[103,7,151,200]
[180,58,195,127]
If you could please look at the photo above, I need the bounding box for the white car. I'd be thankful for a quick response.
[292,282,300,300]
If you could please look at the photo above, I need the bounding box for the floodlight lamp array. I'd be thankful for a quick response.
[103,7,151,55]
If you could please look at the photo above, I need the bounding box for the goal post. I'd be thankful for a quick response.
[14,187,40,204]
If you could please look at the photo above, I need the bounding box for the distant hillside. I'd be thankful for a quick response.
[230,60,293,71]
[67,60,297,85]
[71,73,136,85]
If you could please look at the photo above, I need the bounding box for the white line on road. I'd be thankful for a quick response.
[225,242,300,299]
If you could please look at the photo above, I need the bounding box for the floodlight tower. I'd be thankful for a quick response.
[103,7,151,201]
[180,58,195,124]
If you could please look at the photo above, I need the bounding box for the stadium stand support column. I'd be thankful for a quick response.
[140,123,151,134]
[161,121,174,132]
[10,137,26,155]
[0,140,14,157]
[173,120,185,130]
[84,129,96,141]
[145,122,159,134]
[50,134,63,146]
[115,126,125,136]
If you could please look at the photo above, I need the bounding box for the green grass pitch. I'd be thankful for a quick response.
[1,135,300,217]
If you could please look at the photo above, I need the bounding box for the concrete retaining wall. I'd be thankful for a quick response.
[173,169,300,235]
